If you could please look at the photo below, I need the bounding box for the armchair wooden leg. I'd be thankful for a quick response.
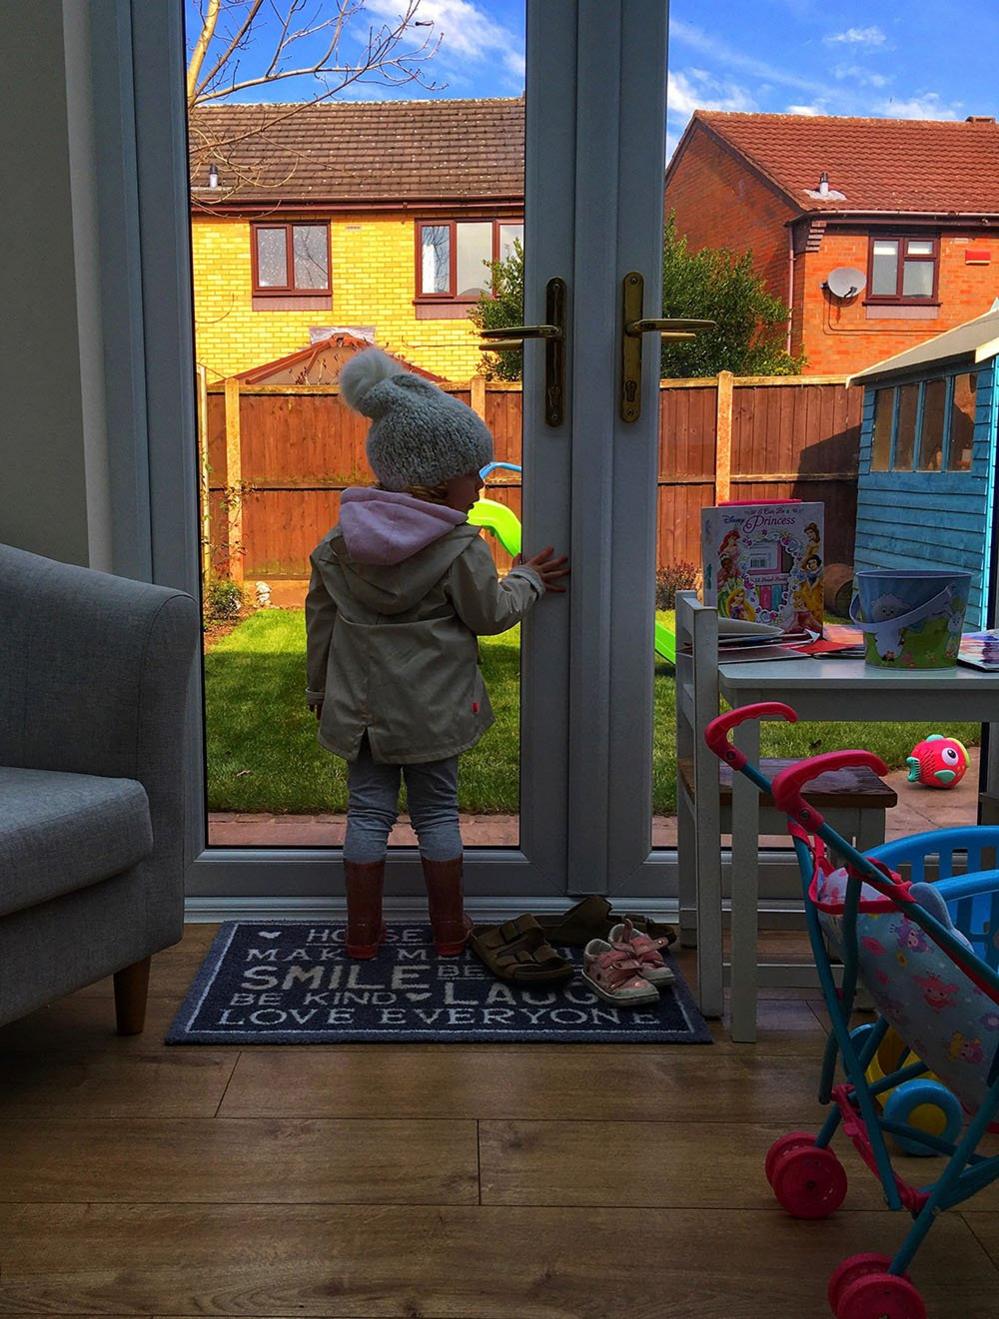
[113,956,151,1036]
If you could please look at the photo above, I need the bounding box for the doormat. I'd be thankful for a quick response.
[166,923,712,1044]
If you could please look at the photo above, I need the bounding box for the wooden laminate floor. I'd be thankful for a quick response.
[1,926,997,1318]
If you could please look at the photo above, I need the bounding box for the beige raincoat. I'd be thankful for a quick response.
[306,523,543,764]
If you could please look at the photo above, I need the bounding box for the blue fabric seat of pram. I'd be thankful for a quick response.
[814,833,999,1116]
[862,826,999,973]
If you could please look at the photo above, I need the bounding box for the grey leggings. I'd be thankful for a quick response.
[343,735,462,863]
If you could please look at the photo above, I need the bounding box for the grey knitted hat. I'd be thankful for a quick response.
[338,348,493,491]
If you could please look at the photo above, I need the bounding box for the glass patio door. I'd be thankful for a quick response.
[123,0,674,912]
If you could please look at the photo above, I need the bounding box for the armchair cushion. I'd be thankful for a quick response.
[0,766,152,919]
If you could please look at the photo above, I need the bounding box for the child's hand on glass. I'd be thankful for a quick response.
[517,546,570,593]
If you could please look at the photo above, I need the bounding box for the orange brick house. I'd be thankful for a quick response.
[188,99,524,383]
[664,112,999,375]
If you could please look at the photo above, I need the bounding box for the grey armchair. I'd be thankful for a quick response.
[0,543,199,1033]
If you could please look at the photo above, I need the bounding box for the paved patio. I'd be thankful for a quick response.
[208,748,982,847]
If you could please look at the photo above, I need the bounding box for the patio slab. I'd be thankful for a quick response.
[208,748,980,848]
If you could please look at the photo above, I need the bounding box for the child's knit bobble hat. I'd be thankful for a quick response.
[339,348,493,491]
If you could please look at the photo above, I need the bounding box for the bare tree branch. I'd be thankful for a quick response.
[189,0,437,110]
[186,0,444,198]
[192,0,265,103]
[187,0,222,103]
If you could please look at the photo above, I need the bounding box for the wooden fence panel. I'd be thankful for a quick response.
[206,392,226,485]
[204,375,862,584]
[729,380,861,565]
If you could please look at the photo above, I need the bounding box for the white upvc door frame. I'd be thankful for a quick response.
[101,0,580,914]
[571,3,804,907]
[565,0,669,899]
[91,0,804,917]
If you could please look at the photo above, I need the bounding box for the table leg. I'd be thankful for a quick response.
[677,786,698,948]
[984,720,999,827]
[730,715,761,1043]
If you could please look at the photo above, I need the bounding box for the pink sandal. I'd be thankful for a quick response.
[609,919,675,986]
[582,939,659,1006]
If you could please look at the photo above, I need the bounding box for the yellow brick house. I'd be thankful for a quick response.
[189,98,524,384]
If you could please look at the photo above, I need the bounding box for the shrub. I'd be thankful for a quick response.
[656,561,698,610]
[204,577,244,623]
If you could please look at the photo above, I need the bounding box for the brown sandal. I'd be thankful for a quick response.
[470,915,574,984]
[536,896,677,949]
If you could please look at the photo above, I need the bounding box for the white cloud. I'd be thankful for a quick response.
[668,68,758,119]
[367,0,522,74]
[824,26,887,48]
[786,103,821,116]
[879,92,962,120]
[503,49,526,80]
[833,63,890,89]
[670,18,836,100]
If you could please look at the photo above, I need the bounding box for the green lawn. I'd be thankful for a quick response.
[205,609,979,815]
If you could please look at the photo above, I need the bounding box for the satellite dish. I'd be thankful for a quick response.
[825,267,866,300]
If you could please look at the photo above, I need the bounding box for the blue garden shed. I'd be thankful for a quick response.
[849,304,999,627]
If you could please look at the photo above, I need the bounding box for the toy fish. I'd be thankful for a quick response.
[906,735,970,789]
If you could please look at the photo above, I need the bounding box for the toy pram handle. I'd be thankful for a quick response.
[772,750,889,831]
[704,702,798,771]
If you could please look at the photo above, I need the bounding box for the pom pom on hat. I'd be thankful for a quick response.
[338,347,398,420]
[338,347,493,491]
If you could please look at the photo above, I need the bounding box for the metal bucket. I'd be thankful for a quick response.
[850,569,971,669]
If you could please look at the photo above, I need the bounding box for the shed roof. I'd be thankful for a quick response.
[189,98,524,207]
[675,112,999,216]
[234,333,444,386]
[848,303,999,384]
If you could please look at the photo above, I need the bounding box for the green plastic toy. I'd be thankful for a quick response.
[471,463,677,665]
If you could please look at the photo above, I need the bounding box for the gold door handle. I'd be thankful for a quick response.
[620,272,715,422]
[626,316,716,337]
[478,277,566,427]
[480,324,561,340]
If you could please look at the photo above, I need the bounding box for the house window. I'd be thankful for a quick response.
[949,373,977,471]
[917,377,947,471]
[867,235,938,303]
[416,219,524,301]
[252,223,330,294]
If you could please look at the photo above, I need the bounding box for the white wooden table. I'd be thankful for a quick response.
[717,656,999,1042]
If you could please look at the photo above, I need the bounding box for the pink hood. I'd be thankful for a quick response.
[338,487,466,566]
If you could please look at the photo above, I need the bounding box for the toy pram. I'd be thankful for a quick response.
[705,702,999,1319]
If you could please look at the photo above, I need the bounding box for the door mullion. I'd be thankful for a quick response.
[565,3,625,892]
[515,0,578,892]
[607,1,669,887]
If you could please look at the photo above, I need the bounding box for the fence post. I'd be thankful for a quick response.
[715,370,733,504]
[224,375,244,585]
[469,374,487,419]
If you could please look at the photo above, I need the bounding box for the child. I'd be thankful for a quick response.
[305,349,569,960]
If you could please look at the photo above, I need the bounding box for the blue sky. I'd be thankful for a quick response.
[186,0,999,155]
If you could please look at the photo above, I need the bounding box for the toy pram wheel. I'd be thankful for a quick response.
[771,1145,848,1219]
[883,1080,963,1157]
[828,1254,894,1312]
[835,1271,926,1319]
[765,1131,816,1187]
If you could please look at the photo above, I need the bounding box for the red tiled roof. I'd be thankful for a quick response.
[686,112,999,216]
[189,98,524,205]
